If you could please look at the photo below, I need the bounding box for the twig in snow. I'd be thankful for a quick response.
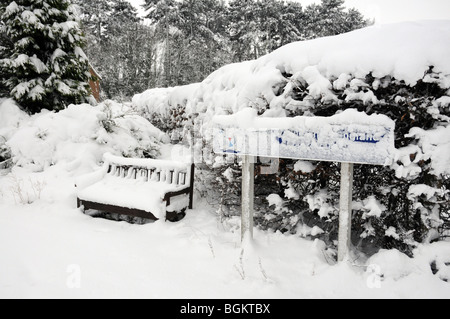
[208,237,215,259]
[234,249,245,280]
[259,257,269,281]
[29,177,46,200]
[9,175,30,204]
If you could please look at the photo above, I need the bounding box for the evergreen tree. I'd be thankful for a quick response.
[144,0,181,87]
[227,0,260,62]
[304,0,370,39]
[227,0,306,62]
[257,0,304,54]
[175,0,231,84]
[72,0,110,77]
[0,0,91,113]
[279,2,305,46]
[100,0,141,98]
[75,0,159,99]
[0,2,12,97]
[344,8,373,32]
[257,0,282,54]
[73,0,110,41]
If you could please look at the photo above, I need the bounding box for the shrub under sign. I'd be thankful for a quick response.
[213,109,395,261]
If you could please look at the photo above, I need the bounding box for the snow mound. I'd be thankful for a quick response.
[2,99,169,173]
[0,98,30,140]
[259,20,450,86]
[366,242,450,284]
[367,249,417,280]
[132,83,200,118]
[406,125,450,176]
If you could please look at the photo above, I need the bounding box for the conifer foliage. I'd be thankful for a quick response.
[0,0,90,114]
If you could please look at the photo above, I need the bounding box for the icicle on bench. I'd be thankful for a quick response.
[75,153,194,222]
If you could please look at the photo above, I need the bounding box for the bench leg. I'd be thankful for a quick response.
[77,198,86,215]
[166,209,186,222]
[189,163,195,210]
[188,192,193,210]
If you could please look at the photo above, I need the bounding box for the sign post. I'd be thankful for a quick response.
[338,162,354,262]
[241,155,254,241]
[213,109,395,260]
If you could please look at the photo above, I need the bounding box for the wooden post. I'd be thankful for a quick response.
[241,155,254,241]
[338,162,354,262]
[188,163,195,210]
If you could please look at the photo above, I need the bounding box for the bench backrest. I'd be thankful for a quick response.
[103,153,193,187]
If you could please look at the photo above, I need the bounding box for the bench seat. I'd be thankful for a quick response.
[76,153,194,222]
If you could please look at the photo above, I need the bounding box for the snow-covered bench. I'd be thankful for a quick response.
[75,153,194,222]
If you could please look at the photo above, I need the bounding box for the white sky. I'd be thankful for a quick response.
[128,0,450,25]
[292,0,450,25]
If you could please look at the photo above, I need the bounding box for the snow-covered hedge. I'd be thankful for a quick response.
[134,21,450,118]
[0,99,168,173]
[133,83,200,136]
[133,21,450,255]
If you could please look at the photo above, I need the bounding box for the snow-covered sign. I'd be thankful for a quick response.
[213,109,395,166]
[213,109,396,261]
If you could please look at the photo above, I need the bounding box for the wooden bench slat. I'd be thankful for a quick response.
[78,199,158,220]
[172,170,179,185]
[107,164,189,186]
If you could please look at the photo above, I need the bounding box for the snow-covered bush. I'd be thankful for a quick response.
[0,141,11,165]
[133,21,450,256]
[283,77,450,255]
[0,99,168,173]
[0,98,24,168]
[133,84,199,139]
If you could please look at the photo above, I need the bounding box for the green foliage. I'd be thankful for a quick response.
[0,0,91,113]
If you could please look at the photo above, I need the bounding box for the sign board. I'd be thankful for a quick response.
[213,116,395,165]
[212,109,396,261]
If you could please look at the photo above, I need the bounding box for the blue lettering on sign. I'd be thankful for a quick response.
[223,149,240,154]
[276,129,387,147]
[340,129,388,144]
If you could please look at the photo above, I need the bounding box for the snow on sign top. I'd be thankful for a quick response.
[213,109,395,166]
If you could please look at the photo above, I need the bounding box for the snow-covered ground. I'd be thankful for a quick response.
[1,144,449,298]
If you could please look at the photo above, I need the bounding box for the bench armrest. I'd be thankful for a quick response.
[164,187,191,203]
[75,163,109,189]
[164,181,193,209]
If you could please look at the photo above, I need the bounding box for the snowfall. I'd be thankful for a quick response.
[1,21,450,299]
